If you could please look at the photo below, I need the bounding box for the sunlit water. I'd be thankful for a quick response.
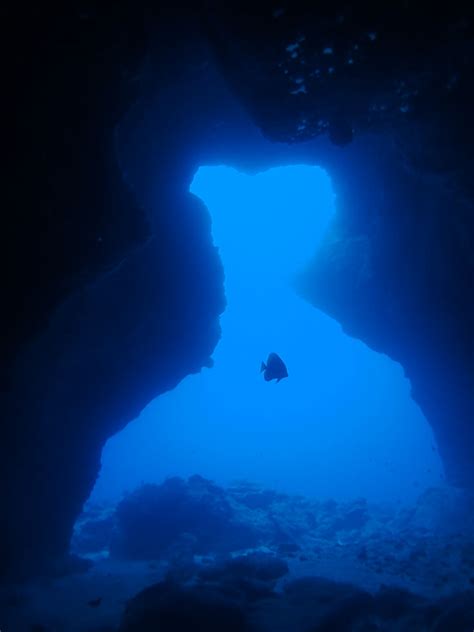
[91,165,443,505]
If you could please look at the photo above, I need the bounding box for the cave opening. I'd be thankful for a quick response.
[87,164,443,508]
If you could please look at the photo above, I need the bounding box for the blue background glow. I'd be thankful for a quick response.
[91,165,443,505]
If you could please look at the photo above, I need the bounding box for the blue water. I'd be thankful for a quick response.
[91,165,443,505]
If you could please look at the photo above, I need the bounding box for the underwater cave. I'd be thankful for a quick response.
[2,4,474,631]
[91,164,443,506]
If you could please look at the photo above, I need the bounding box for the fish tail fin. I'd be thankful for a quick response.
[260,361,266,373]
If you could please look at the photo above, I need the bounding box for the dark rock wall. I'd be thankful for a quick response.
[0,6,225,578]
[2,6,150,382]
[1,207,223,577]
[297,137,474,488]
[2,2,473,578]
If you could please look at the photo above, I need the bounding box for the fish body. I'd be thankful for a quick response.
[88,597,102,608]
[261,352,288,383]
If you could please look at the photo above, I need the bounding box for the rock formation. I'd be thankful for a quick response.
[2,3,473,578]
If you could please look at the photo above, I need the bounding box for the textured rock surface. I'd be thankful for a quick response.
[0,6,225,578]
[110,476,260,560]
[4,477,474,629]
[2,2,474,579]
[73,477,474,597]
[119,576,474,632]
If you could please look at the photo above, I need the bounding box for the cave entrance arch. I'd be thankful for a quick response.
[89,164,443,506]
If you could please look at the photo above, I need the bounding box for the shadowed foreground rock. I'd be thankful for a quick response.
[120,575,474,632]
[120,582,253,632]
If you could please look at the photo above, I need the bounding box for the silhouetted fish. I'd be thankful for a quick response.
[261,353,288,383]
[88,597,102,608]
